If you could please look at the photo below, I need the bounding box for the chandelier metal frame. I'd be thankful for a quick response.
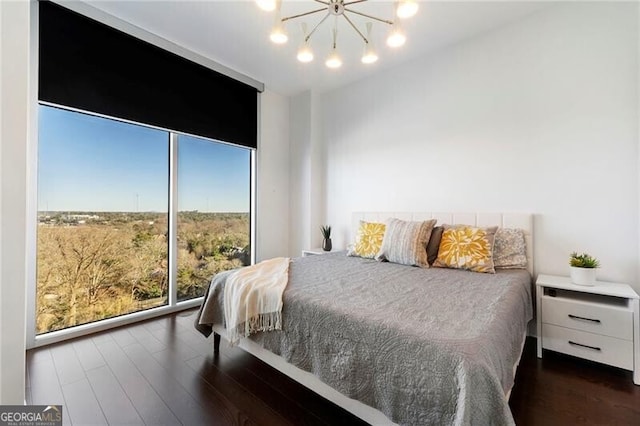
[281,0,392,47]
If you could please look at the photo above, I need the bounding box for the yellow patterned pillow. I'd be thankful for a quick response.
[433,225,497,273]
[347,221,386,259]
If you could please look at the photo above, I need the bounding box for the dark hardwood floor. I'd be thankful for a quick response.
[27,309,640,425]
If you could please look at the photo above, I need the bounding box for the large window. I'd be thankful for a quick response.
[36,105,252,334]
[35,2,259,340]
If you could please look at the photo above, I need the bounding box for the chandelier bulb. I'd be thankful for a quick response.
[325,47,342,69]
[297,23,313,63]
[361,48,378,64]
[256,0,277,12]
[297,45,314,63]
[361,23,378,64]
[325,27,342,68]
[396,1,419,19]
[269,0,287,44]
[324,36,342,69]
[386,21,406,48]
[270,22,288,44]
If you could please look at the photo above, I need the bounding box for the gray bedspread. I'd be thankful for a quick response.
[195,252,533,425]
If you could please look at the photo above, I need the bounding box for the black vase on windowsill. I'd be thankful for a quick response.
[322,238,332,252]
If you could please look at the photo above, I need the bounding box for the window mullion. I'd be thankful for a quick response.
[251,150,257,265]
[168,132,179,306]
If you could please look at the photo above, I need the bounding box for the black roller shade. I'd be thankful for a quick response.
[39,1,258,149]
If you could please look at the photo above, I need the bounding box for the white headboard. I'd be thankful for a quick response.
[352,212,534,276]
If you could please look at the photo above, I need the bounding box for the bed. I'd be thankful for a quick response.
[195,212,534,425]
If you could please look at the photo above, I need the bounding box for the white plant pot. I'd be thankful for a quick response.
[570,266,596,286]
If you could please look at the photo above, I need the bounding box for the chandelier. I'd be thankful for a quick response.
[256,0,419,68]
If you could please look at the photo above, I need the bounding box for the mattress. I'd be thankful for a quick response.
[195,251,533,425]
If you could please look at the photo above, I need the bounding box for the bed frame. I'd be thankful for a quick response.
[210,211,534,424]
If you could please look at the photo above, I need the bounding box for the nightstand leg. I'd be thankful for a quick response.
[633,299,639,385]
[536,285,542,358]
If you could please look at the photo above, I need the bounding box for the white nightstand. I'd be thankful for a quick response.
[536,274,640,385]
[301,248,331,257]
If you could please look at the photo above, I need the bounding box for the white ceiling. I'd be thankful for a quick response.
[88,1,549,96]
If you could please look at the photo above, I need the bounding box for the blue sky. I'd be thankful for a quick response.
[38,105,250,213]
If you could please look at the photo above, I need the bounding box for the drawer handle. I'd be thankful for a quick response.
[568,341,601,351]
[568,314,601,323]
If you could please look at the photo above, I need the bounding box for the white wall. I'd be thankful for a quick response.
[288,91,326,256]
[318,2,639,289]
[0,0,30,404]
[289,92,312,256]
[257,90,291,260]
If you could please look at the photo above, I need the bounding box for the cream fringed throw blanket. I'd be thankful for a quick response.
[224,257,291,345]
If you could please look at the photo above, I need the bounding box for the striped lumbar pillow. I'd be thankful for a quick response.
[375,218,437,267]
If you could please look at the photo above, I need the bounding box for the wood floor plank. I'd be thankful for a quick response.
[50,344,86,386]
[509,343,640,425]
[121,342,213,426]
[186,354,295,426]
[85,365,145,426]
[153,336,202,362]
[61,378,108,426]
[222,345,368,425]
[27,356,72,425]
[25,362,32,405]
[136,335,167,354]
[95,339,180,425]
[91,331,114,346]
[142,317,169,332]
[25,386,32,405]
[28,355,65,405]
[110,328,137,347]
[126,323,156,342]
[150,349,239,426]
[26,346,52,365]
[149,324,213,357]
[209,349,329,426]
[72,337,106,372]
[171,323,216,352]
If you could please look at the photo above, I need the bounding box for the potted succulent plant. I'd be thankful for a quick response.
[569,252,600,286]
[321,225,332,252]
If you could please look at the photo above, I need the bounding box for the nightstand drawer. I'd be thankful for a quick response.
[542,323,633,370]
[541,296,632,340]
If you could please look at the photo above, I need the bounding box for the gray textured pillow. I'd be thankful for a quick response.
[375,218,437,267]
[493,228,527,269]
